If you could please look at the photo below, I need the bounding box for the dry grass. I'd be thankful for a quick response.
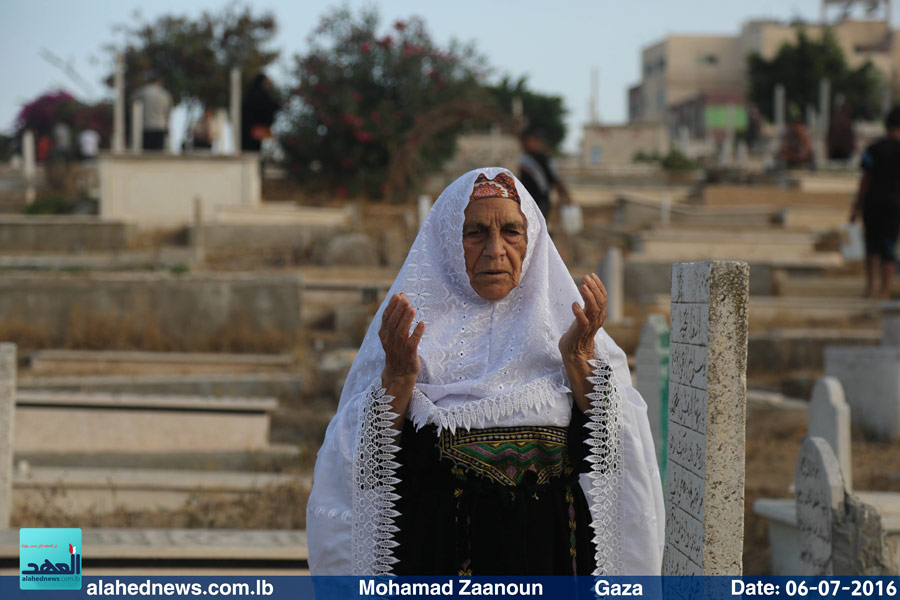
[0,319,54,350]
[12,481,310,530]
[0,306,293,354]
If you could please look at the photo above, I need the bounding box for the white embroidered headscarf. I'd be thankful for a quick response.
[307,167,664,576]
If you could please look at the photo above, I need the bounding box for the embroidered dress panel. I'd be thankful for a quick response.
[437,425,572,486]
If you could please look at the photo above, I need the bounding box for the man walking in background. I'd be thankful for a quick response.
[850,106,900,299]
[518,126,574,219]
[132,75,173,152]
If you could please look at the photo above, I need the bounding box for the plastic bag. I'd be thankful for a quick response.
[840,222,864,262]
[560,203,583,235]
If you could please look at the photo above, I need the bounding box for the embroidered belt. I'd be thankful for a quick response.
[437,425,572,486]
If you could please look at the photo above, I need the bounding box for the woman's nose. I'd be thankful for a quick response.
[483,231,506,257]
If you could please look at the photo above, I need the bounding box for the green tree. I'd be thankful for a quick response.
[488,76,567,152]
[747,27,883,121]
[279,6,497,198]
[105,4,279,113]
[0,134,14,162]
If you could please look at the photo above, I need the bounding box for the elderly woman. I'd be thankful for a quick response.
[307,168,664,575]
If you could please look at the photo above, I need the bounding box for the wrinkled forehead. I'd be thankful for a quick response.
[463,195,527,226]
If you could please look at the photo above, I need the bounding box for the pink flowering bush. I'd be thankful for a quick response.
[14,90,112,146]
[279,6,487,197]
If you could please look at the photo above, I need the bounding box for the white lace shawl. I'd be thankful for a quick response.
[306,167,665,575]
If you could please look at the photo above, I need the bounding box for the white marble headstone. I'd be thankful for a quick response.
[635,314,669,472]
[599,248,623,324]
[795,436,846,576]
[808,376,852,491]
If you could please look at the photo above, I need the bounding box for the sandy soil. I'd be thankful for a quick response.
[743,405,900,574]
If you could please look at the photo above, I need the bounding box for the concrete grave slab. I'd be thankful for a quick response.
[15,391,277,453]
[663,261,749,576]
[0,344,14,528]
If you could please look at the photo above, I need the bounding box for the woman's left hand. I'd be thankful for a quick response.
[558,273,607,362]
[559,274,607,414]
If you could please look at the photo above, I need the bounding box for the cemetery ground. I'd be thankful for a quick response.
[4,161,900,574]
[9,375,900,574]
[744,403,900,574]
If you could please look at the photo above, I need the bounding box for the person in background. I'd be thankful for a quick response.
[191,108,220,151]
[779,111,814,170]
[52,122,72,162]
[850,106,900,299]
[241,74,280,153]
[828,98,856,162]
[518,127,574,219]
[35,134,52,162]
[745,105,762,152]
[78,129,100,160]
[132,75,173,152]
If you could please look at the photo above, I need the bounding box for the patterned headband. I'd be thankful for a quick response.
[469,172,521,204]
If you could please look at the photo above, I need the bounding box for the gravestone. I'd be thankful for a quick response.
[599,247,623,324]
[831,495,897,575]
[774,85,786,133]
[113,52,125,155]
[735,141,748,170]
[417,195,432,229]
[880,301,900,347]
[795,436,846,575]
[192,196,205,267]
[663,261,749,575]
[634,314,669,482]
[322,233,380,267]
[815,79,830,170]
[772,84,786,167]
[720,106,735,167]
[808,376,852,491]
[0,343,15,527]
[230,68,242,154]
[131,100,143,154]
[22,131,36,205]
[824,301,900,441]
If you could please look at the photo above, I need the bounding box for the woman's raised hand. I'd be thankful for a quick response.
[379,293,425,384]
[379,293,425,429]
[558,273,607,362]
[558,274,607,414]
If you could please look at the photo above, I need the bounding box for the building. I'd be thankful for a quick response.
[631,35,745,124]
[668,91,750,143]
[579,122,668,168]
[628,17,899,132]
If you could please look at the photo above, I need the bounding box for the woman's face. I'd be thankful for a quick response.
[462,196,528,301]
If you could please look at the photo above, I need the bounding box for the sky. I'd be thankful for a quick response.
[1,0,897,151]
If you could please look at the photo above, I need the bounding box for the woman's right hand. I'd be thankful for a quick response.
[378,294,425,425]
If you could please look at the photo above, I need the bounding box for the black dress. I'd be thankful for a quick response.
[392,405,597,575]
